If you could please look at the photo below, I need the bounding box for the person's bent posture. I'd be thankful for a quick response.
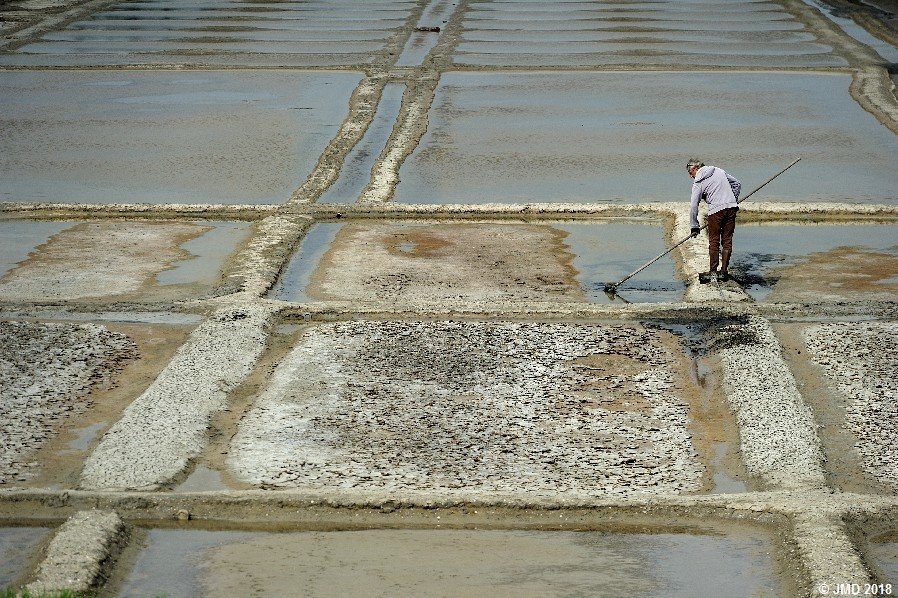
[687,158,741,283]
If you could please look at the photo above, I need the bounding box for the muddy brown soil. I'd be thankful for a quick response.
[820,0,898,45]
[203,323,306,492]
[0,320,137,484]
[29,323,195,490]
[308,222,586,303]
[766,247,898,302]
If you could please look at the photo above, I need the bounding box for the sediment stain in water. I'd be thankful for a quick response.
[113,529,263,598]
[766,247,898,302]
[112,528,781,597]
[733,223,898,302]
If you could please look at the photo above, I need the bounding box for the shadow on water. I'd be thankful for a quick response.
[730,252,791,302]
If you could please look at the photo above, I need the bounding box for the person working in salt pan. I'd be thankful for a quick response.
[687,158,742,283]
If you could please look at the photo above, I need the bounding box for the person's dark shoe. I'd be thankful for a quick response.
[698,271,716,284]
[718,271,729,282]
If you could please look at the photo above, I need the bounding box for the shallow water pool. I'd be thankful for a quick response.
[113,527,783,597]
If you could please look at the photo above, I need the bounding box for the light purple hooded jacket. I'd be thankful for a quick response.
[690,165,742,229]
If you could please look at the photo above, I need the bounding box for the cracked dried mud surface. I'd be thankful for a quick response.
[230,321,705,496]
[0,321,137,484]
[804,322,898,492]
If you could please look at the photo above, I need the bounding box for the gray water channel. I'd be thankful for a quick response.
[0,220,70,278]
[393,72,898,205]
[112,528,781,597]
[318,84,405,205]
[733,223,898,301]
[155,221,251,286]
[0,526,51,588]
[0,70,362,204]
[269,222,343,302]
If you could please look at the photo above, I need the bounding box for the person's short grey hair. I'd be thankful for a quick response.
[686,158,704,169]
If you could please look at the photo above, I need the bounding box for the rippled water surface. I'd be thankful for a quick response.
[0,71,362,204]
[394,72,898,205]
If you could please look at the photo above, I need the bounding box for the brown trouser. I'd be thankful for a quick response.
[706,207,738,273]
